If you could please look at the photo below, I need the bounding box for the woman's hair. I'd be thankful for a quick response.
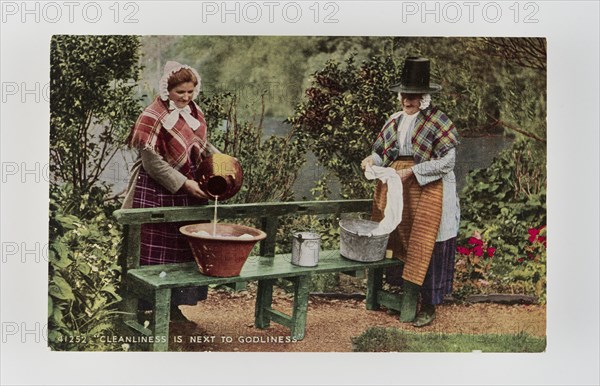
[167,68,198,90]
[398,93,432,110]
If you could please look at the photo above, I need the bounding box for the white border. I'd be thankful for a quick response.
[1,1,599,385]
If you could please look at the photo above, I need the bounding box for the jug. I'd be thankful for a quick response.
[196,153,243,201]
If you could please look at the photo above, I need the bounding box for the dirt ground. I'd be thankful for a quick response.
[169,282,546,352]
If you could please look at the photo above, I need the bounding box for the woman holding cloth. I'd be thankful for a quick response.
[361,57,460,327]
[123,61,218,322]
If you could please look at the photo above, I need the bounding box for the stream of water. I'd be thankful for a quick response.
[212,196,218,236]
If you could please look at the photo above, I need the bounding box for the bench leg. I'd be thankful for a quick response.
[290,275,310,340]
[255,279,275,329]
[152,288,171,351]
[366,268,383,310]
[120,283,138,324]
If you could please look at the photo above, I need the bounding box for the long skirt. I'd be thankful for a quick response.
[133,167,208,306]
[385,238,456,305]
[372,157,455,305]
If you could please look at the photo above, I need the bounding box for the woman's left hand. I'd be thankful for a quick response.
[396,168,413,183]
[182,179,209,200]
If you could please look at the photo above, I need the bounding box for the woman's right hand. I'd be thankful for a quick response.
[183,179,209,200]
[361,156,374,171]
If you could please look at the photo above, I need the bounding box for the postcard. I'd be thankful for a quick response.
[2,2,599,385]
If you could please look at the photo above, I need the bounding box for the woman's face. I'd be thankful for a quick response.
[399,93,422,115]
[168,82,196,109]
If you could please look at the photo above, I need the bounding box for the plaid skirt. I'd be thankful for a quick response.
[132,167,208,305]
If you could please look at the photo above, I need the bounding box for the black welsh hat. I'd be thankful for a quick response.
[390,57,442,94]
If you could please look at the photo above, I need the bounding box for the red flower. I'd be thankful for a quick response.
[457,246,472,256]
[537,236,547,248]
[517,257,524,263]
[486,247,496,257]
[468,237,483,246]
[473,245,483,257]
[528,228,539,243]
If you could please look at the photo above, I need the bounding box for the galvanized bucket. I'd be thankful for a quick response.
[339,219,390,262]
[291,232,320,267]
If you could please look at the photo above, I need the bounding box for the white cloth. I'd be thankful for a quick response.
[397,111,419,155]
[364,165,403,236]
[161,100,201,131]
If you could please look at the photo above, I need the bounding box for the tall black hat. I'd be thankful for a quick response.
[389,57,442,94]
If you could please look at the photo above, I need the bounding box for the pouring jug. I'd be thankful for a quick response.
[196,153,243,201]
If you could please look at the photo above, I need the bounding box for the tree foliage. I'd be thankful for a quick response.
[288,55,402,199]
[286,37,547,199]
[50,35,143,198]
[199,92,307,203]
[48,183,123,350]
[483,38,547,71]
[49,35,142,350]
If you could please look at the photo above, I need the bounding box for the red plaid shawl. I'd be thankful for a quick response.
[372,106,459,165]
[128,97,208,178]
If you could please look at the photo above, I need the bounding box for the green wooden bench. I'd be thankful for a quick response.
[114,200,414,351]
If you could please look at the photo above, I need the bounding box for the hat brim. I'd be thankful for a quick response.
[389,82,442,94]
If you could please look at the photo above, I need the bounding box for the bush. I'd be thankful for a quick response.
[288,55,402,199]
[50,35,142,196]
[200,92,307,203]
[48,184,123,351]
[455,139,546,301]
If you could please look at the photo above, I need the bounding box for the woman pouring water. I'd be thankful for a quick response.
[361,57,460,327]
[122,61,220,323]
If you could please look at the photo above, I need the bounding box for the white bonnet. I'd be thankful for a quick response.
[159,61,202,101]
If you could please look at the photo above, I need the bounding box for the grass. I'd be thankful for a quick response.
[352,327,546,352]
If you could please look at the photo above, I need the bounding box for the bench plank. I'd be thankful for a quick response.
[127,251,402,290]
[114,200,372,225]
[264,308,292,328]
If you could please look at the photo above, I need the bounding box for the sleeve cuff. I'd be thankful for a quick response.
[371,152,383,167]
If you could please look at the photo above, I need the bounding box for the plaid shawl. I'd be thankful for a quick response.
[372,106,459,165]
[128,97,208,178]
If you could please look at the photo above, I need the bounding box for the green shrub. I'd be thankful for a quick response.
[50,35,142,196]
[288,54,401,199]
[200,92,307,203]
[455,139,546,301]
[48,184,123,351]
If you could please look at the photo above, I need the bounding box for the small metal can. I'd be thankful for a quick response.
[291,232,320,267]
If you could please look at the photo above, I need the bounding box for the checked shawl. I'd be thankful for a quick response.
[372,106,459,166]
[128,97,208,178]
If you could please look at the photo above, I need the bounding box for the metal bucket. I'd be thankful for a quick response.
[291,232,320,267]
[339,219,390,262]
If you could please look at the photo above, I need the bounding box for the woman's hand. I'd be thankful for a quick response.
[361,156,374,171]
[396,168,414,183]
[182,179,209,200]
